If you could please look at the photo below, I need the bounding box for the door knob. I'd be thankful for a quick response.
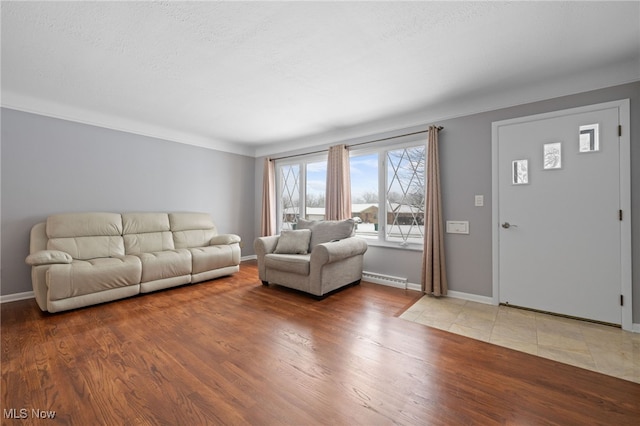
[501,222,517,229]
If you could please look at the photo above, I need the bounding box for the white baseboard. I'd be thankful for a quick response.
[362,271,425,292]
[363,272,494,304]
[362,270,408,289]
[407,282,421,291]
[446,290,494,305]
[1,291,34,303]
[241,255,257,261]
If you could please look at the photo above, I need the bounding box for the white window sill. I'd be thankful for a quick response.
[357,237,424,251]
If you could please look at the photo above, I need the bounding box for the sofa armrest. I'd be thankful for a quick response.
[311,237,368,266]
[25,250,73,266]
[210,234,241,245]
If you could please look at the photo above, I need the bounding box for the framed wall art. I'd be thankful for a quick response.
[512,159,529,184]
[543,142,562,170]
[579,123,599,152]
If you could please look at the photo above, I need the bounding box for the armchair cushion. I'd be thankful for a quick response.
[297,219,355,250]
[274,229,312,254]
[265,254,311,275]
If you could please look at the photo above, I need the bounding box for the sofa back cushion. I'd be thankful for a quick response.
[170,212,218,249]
[46,212,125,260]
[122,213,175,254]
[296,219,356,251]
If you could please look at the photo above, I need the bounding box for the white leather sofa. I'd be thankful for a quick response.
[254,219,368,297]
[26,212,241,313]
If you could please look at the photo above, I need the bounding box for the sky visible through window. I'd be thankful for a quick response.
[305,161,326,197]
[305,153,378,202]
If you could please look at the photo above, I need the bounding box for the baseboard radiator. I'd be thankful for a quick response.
[362,271,408,289]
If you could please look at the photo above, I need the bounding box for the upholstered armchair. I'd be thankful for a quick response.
[254,219,368,297]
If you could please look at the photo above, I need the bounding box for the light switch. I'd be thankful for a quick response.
[475,195,484,207]
[446,221,469,234]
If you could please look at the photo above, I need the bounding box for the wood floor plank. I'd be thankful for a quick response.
[2,260,639,425]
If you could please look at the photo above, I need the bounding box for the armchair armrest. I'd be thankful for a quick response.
[25,250,73,266]
[254,235,280,258]
[311,237,368,266]
[254,235,281,282]
[210,234,241,245]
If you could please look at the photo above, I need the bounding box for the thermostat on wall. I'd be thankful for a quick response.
[446,221,469,234]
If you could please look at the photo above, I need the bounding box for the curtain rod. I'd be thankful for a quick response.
[270,126,443,162]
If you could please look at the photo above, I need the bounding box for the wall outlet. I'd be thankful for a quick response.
[475,195,484,207]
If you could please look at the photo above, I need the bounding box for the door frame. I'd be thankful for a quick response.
[491,99,632,331]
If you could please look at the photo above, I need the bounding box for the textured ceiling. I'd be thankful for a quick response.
[2,1,639,157]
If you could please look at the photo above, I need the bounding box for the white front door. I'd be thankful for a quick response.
[492,100,631,326]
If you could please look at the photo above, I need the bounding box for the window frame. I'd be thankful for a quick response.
[350,139,426,250]
[274,137,427,250]
[275,153,327,232]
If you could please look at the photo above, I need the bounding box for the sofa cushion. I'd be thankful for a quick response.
[48,236,125,260]
[122,213,170,234]
[46,212,123,238]
[296,219,356,250]
[274,229,312,254]
[169,212,217,232]
[170,212,218,249]
[124,232,175,254]
[122,213,176,254]
[190,245,240,274]
[47,256,142,301]
[264,254,311,276]
[136,249,192,283]
[173,229,217,249]
[46,212,126,260]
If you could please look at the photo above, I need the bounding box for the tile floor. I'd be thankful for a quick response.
[400,295,640,384]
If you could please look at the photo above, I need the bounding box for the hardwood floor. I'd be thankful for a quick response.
[2,260,639,425]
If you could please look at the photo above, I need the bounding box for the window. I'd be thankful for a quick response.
[305,161,327,221]
[276,141,426,247]
[350,143,426,246]
[276,157,326,231]
[385,145,425,245]
[279,164,300,230]
[350,152,379,238]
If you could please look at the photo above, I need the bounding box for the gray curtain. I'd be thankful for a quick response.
[325,144,352,221]
[260,158,276,236]
[421,126,447,296]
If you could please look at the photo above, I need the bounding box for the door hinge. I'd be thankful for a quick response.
[620,295,624,306]
[619,210,623,221]
[618,125,622,137]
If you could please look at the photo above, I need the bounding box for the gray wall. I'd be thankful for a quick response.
[255,82,640,322]
[1,108,255,296]
[3,82,638,323]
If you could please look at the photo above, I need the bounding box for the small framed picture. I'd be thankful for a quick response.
[543,142,562,170]
[512,159,529,185]
[579,124,599,152]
